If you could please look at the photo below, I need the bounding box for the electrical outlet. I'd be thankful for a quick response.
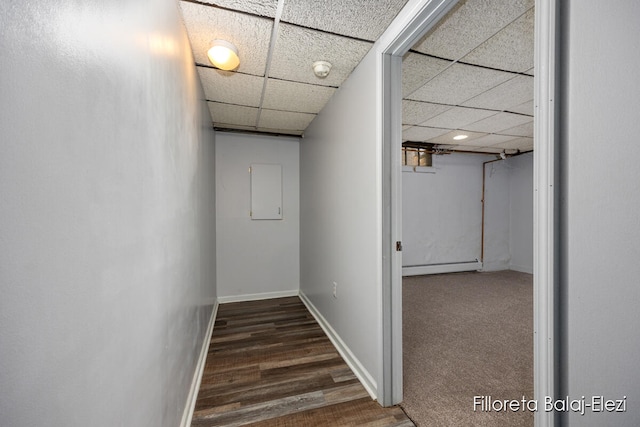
[332,282,337,299]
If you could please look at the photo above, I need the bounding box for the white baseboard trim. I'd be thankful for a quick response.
[217,289,299,304]
[180,301,218,427]
[298,291,378,401]
[510,264,534,274]
[402,260,482,276]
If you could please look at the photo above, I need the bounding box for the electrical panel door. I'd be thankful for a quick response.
[250,164,282,220]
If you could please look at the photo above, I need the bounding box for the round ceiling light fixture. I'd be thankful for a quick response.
[312,60,332,78]
[207,40,240,71]
[453,134,468,141]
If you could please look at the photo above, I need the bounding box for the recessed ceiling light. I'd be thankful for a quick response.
[453,134,468,141]
[207,40,240,71]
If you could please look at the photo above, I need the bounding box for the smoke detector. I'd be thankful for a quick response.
[312,61,332,78]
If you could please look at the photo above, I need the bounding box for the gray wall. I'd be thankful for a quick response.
[483,158,512,271]
[215,132,300,300]
[403,152,533,273]
[300,50,382,395]
[508,153,533,273]
[484,153,534,273]
[0,1,217,425]
[402,153,490,267]
[560,1,640,425]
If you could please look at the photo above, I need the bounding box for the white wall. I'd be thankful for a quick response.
[402,154,491,268]
[508,152,533,273]
[402,152,533,274]
[561,1,640,424]
[483,154,534,273]
[483,159,512,271]
[300,50,382,396]
[215,132,300,300]
[0,1,217,426]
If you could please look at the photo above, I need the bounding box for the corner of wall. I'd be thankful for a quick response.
[180,301,218,427]
[298,291,378,401]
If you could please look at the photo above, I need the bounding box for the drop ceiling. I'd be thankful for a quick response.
[179,0,535,153]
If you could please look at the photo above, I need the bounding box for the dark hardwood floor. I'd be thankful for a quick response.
[191,296,413,427]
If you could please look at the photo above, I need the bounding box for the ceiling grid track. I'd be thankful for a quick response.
[407,50,534,78]
[179,0,534,151]
[254,0,286,130]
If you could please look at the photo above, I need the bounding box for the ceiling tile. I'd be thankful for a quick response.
[179,2,272,76]
[407,63,513,105]
[507,100,534,116]
[461,7,534,73]
[411,0,534,60]
[195,0,279,17]
[403,100,451,126]
[402,53,452,97]
[197,66,264,107]
[454,133,518,147]
[491,137,534,151]
[463,112,532,133]
[421,106,497,129]
[462,74,533,111]
[207,102,259,127]
[281,0,410,41]
[499,120,534,137]
[269,24,372,87]
[263,79,336,114]
[258,109,316,131]
[525,67,534,76]
[430,130,488,145]
[402,126,451,142]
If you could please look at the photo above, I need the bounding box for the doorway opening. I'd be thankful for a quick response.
[381,2,558,426]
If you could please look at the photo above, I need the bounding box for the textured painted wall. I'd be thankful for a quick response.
[215,132,300,299]
[483,159,512,271]
[0,1,216,425]
[300,50,382,396]
[403,152,532,273]
[402,154,493,267]
[508,152,533,273]
[561,1,640,424]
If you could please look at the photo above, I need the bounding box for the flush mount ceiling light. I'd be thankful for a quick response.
[312,61,332,78]
[453,134,468,141]
[207,40,240,71]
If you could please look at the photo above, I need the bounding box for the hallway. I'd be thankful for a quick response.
[191,297,413,426]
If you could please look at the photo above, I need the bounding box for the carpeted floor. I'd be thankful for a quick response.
[401,270,533,427]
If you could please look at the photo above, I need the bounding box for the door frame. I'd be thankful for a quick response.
[380,3,559,426]
[379,0,460,407]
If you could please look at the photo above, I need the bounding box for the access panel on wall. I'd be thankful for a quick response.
[250,164,282,220]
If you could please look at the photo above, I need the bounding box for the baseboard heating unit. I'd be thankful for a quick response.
[402,260,482,276]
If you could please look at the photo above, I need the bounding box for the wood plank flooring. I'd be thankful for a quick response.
[191,297,413,427]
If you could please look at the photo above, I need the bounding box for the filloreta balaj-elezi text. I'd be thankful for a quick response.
[473,395,627,415]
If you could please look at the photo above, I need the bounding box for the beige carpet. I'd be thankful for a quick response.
[401,271,533,427]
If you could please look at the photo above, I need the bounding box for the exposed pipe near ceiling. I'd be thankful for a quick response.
[254,0,285,129]
[403,140,532,157]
